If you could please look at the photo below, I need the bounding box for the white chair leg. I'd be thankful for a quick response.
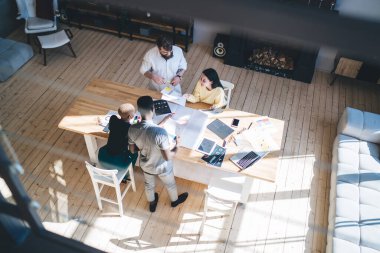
[199,191,209,235]
[226,201,238,232]
[226,90,232,109]
[115,184,124,216]
[92,182,102,210]
[128,163,136,192]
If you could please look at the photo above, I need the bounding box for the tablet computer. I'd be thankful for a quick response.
[196,138,216,155]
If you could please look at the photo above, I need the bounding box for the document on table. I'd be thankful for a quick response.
[161,94,186,106]
[99,110,118,133]
[153,101,208,150]
[234,129,279,152]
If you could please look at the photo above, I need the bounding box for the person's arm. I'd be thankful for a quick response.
[144,71,165,85]
[141,52,165,85]
[128,132,137,154]
[170,69,185,86]
[158,113,174,126]
[160,137,179,161]
[186,81,201,103]
[170,48,187,85]
[129,143,137,154]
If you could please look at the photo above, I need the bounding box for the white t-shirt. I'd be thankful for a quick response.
[140,45,187,94]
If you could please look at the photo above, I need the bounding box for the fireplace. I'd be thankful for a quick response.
[222,34,318,83]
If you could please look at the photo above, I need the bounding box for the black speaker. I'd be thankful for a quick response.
[213,33,229,59]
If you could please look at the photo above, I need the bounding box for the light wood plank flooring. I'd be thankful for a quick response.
[1,27,380,253]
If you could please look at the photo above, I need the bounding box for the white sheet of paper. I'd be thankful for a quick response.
[153,102,208,150]
[235,129,279,152]
[161,94,186,107]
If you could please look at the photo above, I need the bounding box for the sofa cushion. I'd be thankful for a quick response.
[329,106,380,253]
[338,107,380,144]
[333,238,360,253]
[0,38,33,82]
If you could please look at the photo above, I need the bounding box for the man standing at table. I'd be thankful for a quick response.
[140,36,187,95]
[128,96,188,212]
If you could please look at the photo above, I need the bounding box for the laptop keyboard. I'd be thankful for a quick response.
[237,151,260,169]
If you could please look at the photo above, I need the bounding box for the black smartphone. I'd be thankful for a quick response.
[231,118,240,127]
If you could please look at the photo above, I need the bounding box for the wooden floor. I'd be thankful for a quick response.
[1,27,380,253]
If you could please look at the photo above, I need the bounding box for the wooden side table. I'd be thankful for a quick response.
[330,57,363,85]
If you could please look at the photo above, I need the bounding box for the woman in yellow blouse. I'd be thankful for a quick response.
[184,68,226,108]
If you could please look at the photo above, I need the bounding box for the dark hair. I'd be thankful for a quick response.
[202,68,223,89]
[137,96,154,116]
[156,36,173,51]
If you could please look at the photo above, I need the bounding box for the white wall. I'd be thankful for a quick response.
[335,0,380,22]
[193,19,231,45]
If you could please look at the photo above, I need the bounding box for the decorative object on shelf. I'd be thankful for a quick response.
[330,55,380,85]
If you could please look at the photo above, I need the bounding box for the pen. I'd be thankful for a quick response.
[248,122,252,129]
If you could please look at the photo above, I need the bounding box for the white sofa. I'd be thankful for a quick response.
[327,107,380,253]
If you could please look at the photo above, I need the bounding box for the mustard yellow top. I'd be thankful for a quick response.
[186,81,226,108]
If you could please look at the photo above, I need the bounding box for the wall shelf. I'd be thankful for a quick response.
[59,0,193,51]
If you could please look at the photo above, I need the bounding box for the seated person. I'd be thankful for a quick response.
[184,68,226,108]
[98,103,138,180]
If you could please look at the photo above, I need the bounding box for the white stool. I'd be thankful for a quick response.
[37,29,76,66]
[199,176,243,236]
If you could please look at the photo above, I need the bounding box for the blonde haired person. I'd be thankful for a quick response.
[184,68,226,108]
[98,103,138,181]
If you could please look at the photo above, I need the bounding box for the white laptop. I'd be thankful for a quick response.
[230,148,268,170]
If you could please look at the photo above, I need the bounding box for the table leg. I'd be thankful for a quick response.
[84,135,98,164]
[240,176,254,204]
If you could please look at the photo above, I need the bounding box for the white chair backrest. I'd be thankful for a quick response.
[85,161,118,187]
[220,80,235,109]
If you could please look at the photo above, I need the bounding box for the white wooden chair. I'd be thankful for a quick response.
[84,161,136,216]
[220,80,235,109]
[199,176,243,236]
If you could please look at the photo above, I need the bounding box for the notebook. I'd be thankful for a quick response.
[207,119,234,140]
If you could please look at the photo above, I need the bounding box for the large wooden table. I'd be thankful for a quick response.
[58,79,285,203]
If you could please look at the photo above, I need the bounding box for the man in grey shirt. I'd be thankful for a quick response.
[128,96,188,212]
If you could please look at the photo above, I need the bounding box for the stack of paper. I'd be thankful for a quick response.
[253,116,277,133]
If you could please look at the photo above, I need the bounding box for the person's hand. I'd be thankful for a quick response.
[175,136,181,146]
[209,105,216,110]
[152,73,165,85]
[163,113,174,123]
[171,76,181,86]
[170,136,180,151]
